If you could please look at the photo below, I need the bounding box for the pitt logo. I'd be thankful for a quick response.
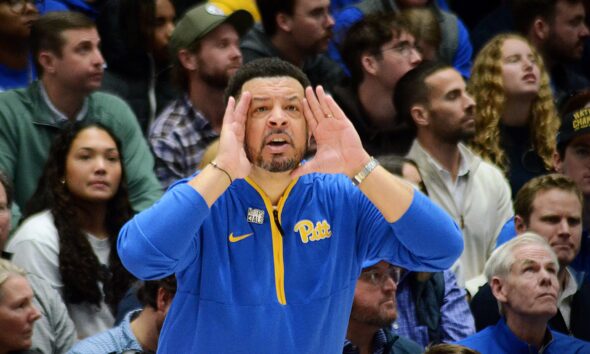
[294,220,332,244]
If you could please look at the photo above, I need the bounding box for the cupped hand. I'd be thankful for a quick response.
[214,92,253,180]
[291,86,370,179]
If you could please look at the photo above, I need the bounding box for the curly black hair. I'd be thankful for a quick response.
[24,122,135,313]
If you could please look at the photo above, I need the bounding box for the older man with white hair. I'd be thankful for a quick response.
[457,233,590,353]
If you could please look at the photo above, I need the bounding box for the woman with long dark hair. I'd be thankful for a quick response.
[7,122,135,338]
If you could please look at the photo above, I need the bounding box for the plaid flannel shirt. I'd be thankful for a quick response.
[149,96,219,188]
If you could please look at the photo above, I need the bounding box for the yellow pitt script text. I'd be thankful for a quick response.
[294,220,332,243]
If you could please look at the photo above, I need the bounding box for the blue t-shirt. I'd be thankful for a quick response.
[0,61,35,92]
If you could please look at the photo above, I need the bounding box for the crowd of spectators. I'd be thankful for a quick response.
[1,0,590,353]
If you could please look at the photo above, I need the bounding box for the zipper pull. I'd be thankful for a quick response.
[272,208,285,237]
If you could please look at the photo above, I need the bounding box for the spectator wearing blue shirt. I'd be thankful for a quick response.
[378,155,475,347]
[0,0,39,92]
[67,276,177,354]
[40,0,100,18]
[458,233,590,354]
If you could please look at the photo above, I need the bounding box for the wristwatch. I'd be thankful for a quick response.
[351,157,379,186]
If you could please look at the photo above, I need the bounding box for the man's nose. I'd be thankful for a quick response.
[94,48,105,67]
[382,275,397,292]
[268,107,288,126]
[539,268,556,289]
[410,48,422,66]
[557,218,571,235]
[464,92,476,110]
[324,10,335,28]
[166,22,175,39]
[230,44,242,61]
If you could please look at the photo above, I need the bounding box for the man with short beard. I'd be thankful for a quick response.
[397,61,513,294]
[149,4,254,187]
[344,261,421,354]
[240,0,344,93]
[512,0,590,103]
[118,57,462,353]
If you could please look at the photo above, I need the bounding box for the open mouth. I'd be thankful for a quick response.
[522,73,536,82]
[267,138,289,147]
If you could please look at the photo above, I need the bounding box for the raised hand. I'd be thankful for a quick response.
[291,86,371,179]
[214,92,253,180]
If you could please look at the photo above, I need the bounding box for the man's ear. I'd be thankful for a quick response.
[490,276,508,303]
[553,150,564,173]
[532,17,550,41]
[156,287,174,315]
[38,51,57,75]
[410,104,429,127]
[276,12,293,33]
[514,215,528,234]
[361,53,378,76]
[177,49,198,71]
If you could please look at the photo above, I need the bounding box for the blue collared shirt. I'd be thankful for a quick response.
[392,269,475,347]
[66,310,144,354]
[457,317,590,353]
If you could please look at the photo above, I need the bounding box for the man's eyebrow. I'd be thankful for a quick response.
[286,95,300,101]
[520,259,536,266]
[571,141,590,148]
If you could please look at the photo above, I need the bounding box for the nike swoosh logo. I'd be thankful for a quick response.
[229,232,254,243]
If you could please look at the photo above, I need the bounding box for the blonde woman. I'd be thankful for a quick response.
[468,33,559,195]
[0,259,41,354]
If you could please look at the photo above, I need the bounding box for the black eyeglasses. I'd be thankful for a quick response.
[360,266,401,286]
[381,42,419,58]
[2,0,42,13]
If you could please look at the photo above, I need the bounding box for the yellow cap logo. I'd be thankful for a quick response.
[572,108,590,131]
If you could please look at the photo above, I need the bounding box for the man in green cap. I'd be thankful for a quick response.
[149,3,254,188]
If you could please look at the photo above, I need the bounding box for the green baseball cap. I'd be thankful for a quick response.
[170,3,254,53]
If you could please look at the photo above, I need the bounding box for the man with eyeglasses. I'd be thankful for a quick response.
[240,0,344,93]
[396,61,514,294]
[0,0,39,92]
[345,261,422,354]
[329,0,472,79]
[334,13,421,156]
